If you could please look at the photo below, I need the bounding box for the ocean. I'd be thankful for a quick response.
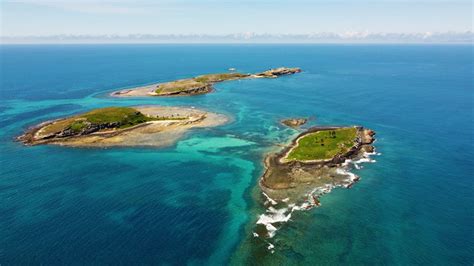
[0,44,472,265]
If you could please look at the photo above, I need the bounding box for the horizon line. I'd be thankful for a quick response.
[2,31,472,44]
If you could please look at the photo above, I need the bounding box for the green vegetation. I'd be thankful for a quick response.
[286,127,358,161]
[69,120,87,133]
[41,107,158,135]
[81,107,152,128]
[154,73,250,94]
[155,79,206,94]
[194,73,248,83]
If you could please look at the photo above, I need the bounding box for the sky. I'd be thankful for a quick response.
[1,0,472,37]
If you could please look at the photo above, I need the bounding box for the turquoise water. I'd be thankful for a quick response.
[0,45,472,265]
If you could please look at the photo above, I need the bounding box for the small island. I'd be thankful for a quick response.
[280,118,308,128]
[261,126,375,193]
[255,126,376,238]
[111,67,301,97]
[18,106,227,147]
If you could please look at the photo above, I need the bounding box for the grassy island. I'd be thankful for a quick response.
[154,73,250,95]
[260,126,375,194]
[42,107,150,134]
[18,106,227,147]
[39,106,185,137]
[286,127,358,161]
[111,67,301,97]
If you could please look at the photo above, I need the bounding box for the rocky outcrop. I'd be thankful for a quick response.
[361,129,376,144]
[255,67,302,78]
[281,118,307,128]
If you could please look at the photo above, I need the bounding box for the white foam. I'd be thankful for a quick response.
[265,223,278,238]
[267,243,274,250]
[336,168,358,181]
[262,192,278,205]
[256,206,295,238]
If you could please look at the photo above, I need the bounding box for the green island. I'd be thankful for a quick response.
[111,67,301,97]
[18,106,227,147]
[40,107,166,135]
[260,126,375,195]
[286,127,358,161]
[250,125,376,241]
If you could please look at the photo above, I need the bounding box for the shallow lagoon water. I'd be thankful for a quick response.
[0,44,472,264]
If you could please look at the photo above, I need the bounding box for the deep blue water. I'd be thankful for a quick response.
[0,44,472,265]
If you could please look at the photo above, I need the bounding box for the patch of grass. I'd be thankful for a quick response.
[194,73,248,83]
[193,76,209,83]
[286,127,358,161]
[41,118,75,135]
[69,120,87,133]
[41,107,154,135]
[81,107,151,127]
[154,73,249,94]
[155,79,206,94]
